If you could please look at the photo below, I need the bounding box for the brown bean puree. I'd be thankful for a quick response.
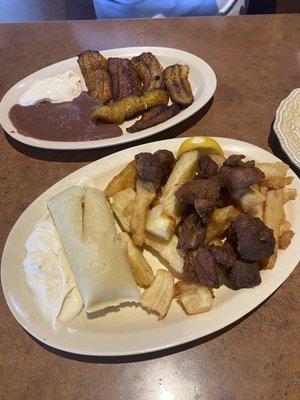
[9,92,122,141]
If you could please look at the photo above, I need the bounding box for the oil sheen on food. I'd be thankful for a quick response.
[9,92,122,141]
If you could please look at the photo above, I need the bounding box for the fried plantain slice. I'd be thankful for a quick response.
[131,52,164,92]
[78,50,112,103]
[127,103,181,133]
[92,89,169,125]
[163,64,194,107]
[108,58,142,100]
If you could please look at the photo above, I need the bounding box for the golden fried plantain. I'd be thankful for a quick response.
[127,103,181,133]
[131,52,164,92]
[108,58,142,100]
[163,64,194,107]
[77,50,112,103]
[92,89,169,125]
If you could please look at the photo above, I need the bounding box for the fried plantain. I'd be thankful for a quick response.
[92,89,168,125]
[108,58,142,100]
[131,52,164,92]
[78,50,112,103]
[127,103,181,133]
[163,64,194,107]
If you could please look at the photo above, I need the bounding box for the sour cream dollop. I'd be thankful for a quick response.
[19,70,82,106]
[23,215,83,329]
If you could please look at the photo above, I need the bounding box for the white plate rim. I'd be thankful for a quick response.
[0,47,217,150]
[1,137,299,356]
[273,88,300,169]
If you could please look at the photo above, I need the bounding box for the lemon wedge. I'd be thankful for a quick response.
[177,137,224,159]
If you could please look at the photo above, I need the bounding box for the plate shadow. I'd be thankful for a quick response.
[26,289,275,365]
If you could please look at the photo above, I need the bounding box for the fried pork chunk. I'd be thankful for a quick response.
[135,149,175,185]
[228,213,275,262]
[177,212,206,251]
[78,50,112,103]
[164,64,194,107]
[108,58,142,100]
[228,260,261,289]
[209,242,237,271]
[183,246,220,288]
[198,156,219,179]
[175,177,220,205]
[127,103,181,133]
[218,155,265,199]
[131,52,164,92]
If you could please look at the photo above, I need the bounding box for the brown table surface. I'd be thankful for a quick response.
[0,14,299,400]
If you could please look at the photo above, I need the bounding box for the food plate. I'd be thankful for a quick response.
[2,137,299,356]
[0,47,216,150]
[273,88,300,169]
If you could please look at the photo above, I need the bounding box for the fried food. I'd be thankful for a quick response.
[131,52,164,92]
[261,176,293,189]
[237,186,266,212]
[144,233,184,276]
[283,188,297,203]
[77,50,112,103]
[92,89,168,124]
[135,150,175,185]
[248,185,266,220]
[130,180,157,246]
[228,213,275,262]
[108,57,142,100]
[111,188,136,232]
[104,160,136,198]
[118,232,155,287]
[279,230,294,250]
[263,189,284,269]
[146,150,199,240]
[256,162,289,179]
[163,64,194,107]
[205,205,239,244]
[175,282,213,315]
[127,103,181,133]
[219,155,265,200]
[183,246,220,288]
[141,269,174,320]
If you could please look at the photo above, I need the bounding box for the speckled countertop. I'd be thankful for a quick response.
[0,14,299,400]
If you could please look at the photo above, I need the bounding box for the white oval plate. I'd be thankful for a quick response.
[0,47,216,150]
[274,88,300,169]
[2,137,299,356]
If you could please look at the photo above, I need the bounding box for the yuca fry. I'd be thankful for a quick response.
[141,269,174,320]
[261,176,293,189]
[118,232,155,287]
[263,189,284,269]
[131,180,156,246]
[248,186,267,220]
[256,162,289,179]
[205,205,239,244]
[144,233,184,276]
[283,188,297,203]
[278,208,294,250]
[111,188,135,232]
[104,160,136,198]
[145,204,174,241]
[146,150,199,240]
[237,186,266,212]
[279,230,294,250]
[174,282,213,315]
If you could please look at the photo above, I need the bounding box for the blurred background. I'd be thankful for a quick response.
[0,0,299,23]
